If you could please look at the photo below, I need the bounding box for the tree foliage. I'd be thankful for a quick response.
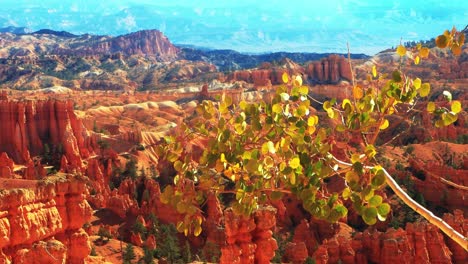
[156,27,466,248]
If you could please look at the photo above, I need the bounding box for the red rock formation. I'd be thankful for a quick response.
[92,30,179,60]
[409,159,467,208]
[284,242,308,264]
[0,176,92,263]
[253,208,278,264]
[312,216,465,264]
[13,239,67,264]
[220,207,277,264]
[442,210,467,263]
[0,152,14,179]
[305,55,352,83]
[227,55,352,87]
[0,99,95,170]
[130,232,144,247]
[66,228,92,264]
[145,234,157,250]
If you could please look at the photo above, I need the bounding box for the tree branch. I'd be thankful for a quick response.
[440,177,468,191]
[333,156,468,250]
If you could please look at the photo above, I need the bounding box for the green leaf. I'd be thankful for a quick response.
[369,195,383,206]
[363,207,378,225]
[363,188,374,201]
[270,191,283,201]
[392,70,402,82]
[335,124,346,132]
[371,170,386,188]
[245,159,259,173]
[334,205,348,218]
[419,83,430,97]
[377,203,391,216]
[451,100,462,114]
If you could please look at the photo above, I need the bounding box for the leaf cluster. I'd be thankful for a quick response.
[156,27,464,237]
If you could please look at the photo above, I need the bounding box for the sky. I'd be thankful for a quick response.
[0,0,467,55]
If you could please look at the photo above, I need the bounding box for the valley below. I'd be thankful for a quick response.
[0,27,466,264]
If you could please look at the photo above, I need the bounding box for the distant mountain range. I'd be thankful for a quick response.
[0,27,369,71]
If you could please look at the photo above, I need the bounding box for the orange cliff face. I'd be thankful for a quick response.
[0,176,92,263]
[226,55,352,87]
[0,97,96,170]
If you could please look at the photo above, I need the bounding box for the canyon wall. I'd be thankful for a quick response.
[0,177,92,263]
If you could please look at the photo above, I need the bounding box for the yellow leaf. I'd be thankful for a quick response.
[272,104,282,114]
[307,115,318,126]
[293,75,303,86]
[379,119,389,130]
[345,171,359,183]
[416,43,422,50]
[194,225,202,237]
[289,157,300,169]
[290,172,296,185]
[419,47,430,58]
[413,78,421,89]
[427,102,436,113]
[351,153,361,164]
[353,86,363,99]
[220,153,227,163]
[372,65,377,78]
[262,141,276,154]
[435,35,448,48]
[298,86,309,95]
[459,33,465,45]
[451,100,462,114]
[342,99,352,110]
[419,83,430,97]
[396,45,406,56]
[282,72,289,84]
[414,56,420,65]
[451,43,462,56]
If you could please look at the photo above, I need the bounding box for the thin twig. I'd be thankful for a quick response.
[440,177,468,191]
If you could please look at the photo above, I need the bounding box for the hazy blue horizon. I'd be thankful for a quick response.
[1,0,467,55]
